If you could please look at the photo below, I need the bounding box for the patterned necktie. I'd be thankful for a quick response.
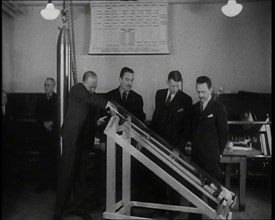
[122,92,127,102]
[2,106,5,116]
[165,93,171,106]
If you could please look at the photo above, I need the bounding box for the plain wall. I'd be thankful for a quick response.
[2,13,13,90]
[2,1,271,120]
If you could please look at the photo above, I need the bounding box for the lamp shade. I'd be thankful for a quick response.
[40,3,60,21]
[221,0,243,17]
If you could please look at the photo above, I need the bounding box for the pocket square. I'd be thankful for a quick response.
[177,108,184,112]
[207,114,214,118]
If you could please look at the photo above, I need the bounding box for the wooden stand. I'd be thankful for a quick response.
[103,115,236,219]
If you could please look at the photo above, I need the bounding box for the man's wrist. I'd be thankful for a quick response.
[106,101,110,108]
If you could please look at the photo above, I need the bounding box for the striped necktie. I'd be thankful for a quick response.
[165,93,171,106]
[122,92,127,102]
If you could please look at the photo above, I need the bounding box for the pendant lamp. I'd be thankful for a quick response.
[40,0,60,21]
[221,0,243,17]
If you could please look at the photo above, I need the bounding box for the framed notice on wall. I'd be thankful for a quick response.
[88,0,169,55]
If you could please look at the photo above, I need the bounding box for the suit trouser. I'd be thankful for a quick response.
[188,159,222,220]
[53,137,91,217]
[38,131,59,188]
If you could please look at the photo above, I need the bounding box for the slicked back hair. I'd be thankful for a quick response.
[120,67,134,78]
[168,70,182,82]
[196,76,212,89]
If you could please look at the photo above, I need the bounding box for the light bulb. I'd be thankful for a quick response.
[221,0,243,17]
[40,3,60,21]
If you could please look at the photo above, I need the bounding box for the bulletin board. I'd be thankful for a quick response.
[88,0,169,55]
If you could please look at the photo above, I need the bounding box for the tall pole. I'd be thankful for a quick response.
[56,0,77,155]
[56,2,71,154]
[68,0,78,84]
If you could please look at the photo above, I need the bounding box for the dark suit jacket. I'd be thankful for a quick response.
[35,92,58,135]
[54,83,108,214]
[77,106,99,148]
[61,83,108,149]
[191,97,228,181]
[151,89,193,151]
[105,87,146,122]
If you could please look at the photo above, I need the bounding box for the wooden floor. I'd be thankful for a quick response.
[230,176,271,219]
[2,158,271,220]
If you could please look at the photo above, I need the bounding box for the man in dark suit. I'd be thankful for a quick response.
[105,66,146,121]
[98,66,146,202]
[191,75,228,182]
[151,70,193,154]
[35,77,59,193]
[189,75,228,219]
[52,71,117,220]
[150,70,193,218]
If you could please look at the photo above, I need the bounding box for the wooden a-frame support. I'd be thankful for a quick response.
[103,115,235,220]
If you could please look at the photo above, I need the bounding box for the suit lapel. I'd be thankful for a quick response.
[193,102,200,128]
[116,87,122,100]
[126,90,134,104]
[167,91,181,119]
[159,89,168,106]
[199,98,215,120]
[113,88,123,105]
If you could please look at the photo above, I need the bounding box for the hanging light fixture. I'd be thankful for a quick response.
[40,0,60,21]
[221,0,243,17]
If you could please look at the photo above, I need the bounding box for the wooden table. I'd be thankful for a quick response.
[220,148,262,211]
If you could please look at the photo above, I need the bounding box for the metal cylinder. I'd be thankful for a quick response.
[57,25,71,153]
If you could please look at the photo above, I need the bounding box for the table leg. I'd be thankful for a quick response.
[225,164,231,189]
[239,157,247,211]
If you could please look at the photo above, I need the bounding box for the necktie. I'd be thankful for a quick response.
[122,92,127,102]
[2,106,5,116]
[165,93,171,106]
[200,101,204,113]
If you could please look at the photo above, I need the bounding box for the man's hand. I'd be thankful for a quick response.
[135,143,143,151]
[94,142,106,152]
[170,148,180,160]
[97,116,107,126]
[184,141,192,156]
[43,121,53,132]
[106,101,118,116]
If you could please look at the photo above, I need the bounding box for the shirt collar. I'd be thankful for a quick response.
[119,88,129,95]
[119,88,129,100]
[166,90,176,100]
[47,92,53,98]
[202,95,211,109]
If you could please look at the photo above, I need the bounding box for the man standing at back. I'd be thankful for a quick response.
[35,77,59,193]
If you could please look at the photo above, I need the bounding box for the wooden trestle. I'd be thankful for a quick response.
[103,113,236,220]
